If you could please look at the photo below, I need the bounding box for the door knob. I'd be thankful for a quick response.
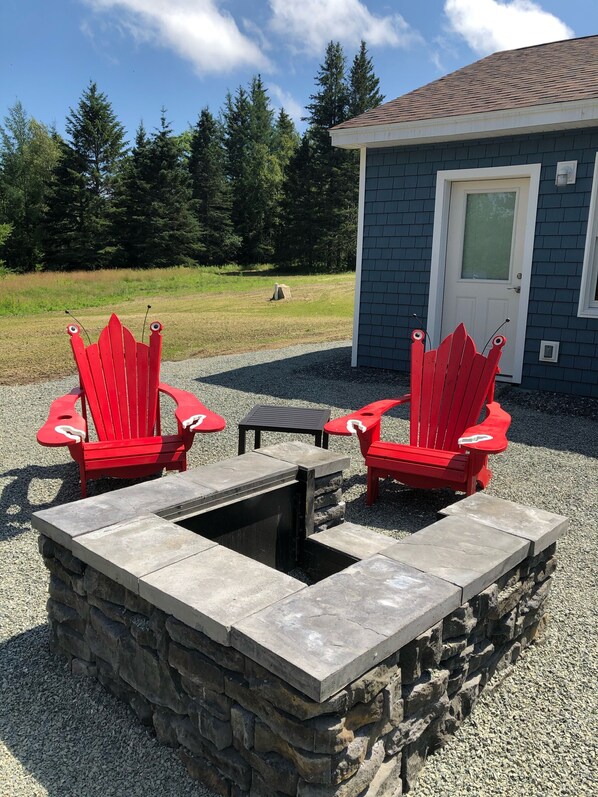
[507,286,521,294]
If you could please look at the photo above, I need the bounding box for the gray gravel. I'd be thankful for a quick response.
[1,340,597,797]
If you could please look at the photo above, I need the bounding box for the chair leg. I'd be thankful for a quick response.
[79,464,88,499]
[366,468,379,506]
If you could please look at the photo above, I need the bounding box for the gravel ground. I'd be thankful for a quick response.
[1,340,597,797]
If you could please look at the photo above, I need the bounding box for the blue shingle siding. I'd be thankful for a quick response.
[356,127,598,397]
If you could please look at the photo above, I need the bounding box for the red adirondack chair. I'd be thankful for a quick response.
[324,324,511,505]
[37,313,226,497]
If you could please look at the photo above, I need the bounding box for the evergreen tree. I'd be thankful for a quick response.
[348,41,385,118]
[305,42,350,152]
[281,41,384,272]
[276,133,318,268]
[224,77,282,264]
[0,102,60,271]
[189,108,239,264]
[273,109,300,175]
[44,81,125,269]
[113,123,153,267]
[141,112,203,267]
[305,41,356,271]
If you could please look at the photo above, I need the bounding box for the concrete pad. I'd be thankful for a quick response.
[71,514,216,593]
[231,555,461,701]
[139,546,306,645]
[382,515,529,603]
[257,441,350,479]
[32,475,216,548]
[180,452,297,500]
[439,492,569,555]
[309,522,396,560]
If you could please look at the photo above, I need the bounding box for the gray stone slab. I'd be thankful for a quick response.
[139,546,306,645]
[257,441,350,479]
[70,514,216,593]
[309,522,395,560]
[231,555,461,701]
[32,475,216,548]
[439,492,569,555]
[180,452,298,500]
[382,515,529,603]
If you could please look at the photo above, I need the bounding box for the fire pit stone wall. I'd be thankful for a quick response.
[33,443,568,796]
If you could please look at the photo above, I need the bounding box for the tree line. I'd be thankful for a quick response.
[0,41,384,274]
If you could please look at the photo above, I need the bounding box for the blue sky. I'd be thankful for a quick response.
[2,1,597,141]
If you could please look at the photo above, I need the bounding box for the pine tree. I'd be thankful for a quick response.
[304,41,356,271]
[141,112,203,267]
[348,41,385,118]
[113,123,153,267]
[189,108,239,265]
[224,77,283,264]
[281,41,384,272]
[0,102,60,271]
[44,81,125,269]
[276,133,319,268]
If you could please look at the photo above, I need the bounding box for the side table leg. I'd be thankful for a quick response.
[323,432,329,450]
[314,431,322,447]
[238,428,247,455]
[255,429,261,449]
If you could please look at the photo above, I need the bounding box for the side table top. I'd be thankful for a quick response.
[238,404,331,432]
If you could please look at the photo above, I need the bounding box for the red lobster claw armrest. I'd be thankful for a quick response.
[325,395,411,457]
[158,383,226,436]
[458,401,511,455]
[37,387,87,447]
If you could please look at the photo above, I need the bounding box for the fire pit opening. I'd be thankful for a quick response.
[174,480,356,582]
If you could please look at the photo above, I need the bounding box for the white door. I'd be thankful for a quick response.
[441,178,530,379]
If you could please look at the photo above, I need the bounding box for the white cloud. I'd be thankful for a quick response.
[268,0,419,55]
[83,0,271,74]
[444,0,574,55]
[268,83,304,125]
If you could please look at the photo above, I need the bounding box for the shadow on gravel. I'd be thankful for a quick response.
[340,473,459,535]
[0,627,203,797]
[200,346,598,458]
[0,463,80,541]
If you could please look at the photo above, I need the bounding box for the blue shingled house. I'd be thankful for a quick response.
[331,35,598,397]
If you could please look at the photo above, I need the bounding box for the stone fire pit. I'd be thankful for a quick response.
[32,442,567,796]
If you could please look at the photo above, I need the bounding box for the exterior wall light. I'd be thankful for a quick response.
[555,161,577,187]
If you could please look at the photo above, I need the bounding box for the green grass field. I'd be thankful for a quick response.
[0,266,355,384]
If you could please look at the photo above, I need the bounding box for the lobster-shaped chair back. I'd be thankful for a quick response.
[68,313,163,442]
[409,323,505,452]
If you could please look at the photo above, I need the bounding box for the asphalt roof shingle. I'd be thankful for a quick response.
[333,35,598,131]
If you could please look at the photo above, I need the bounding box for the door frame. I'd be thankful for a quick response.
[427,164,541,383]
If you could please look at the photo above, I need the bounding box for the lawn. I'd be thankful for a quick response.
[0,266,355,384]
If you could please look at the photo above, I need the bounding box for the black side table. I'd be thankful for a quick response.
[238,404,331,455]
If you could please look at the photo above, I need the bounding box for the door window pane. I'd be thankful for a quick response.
[461,191,516,280]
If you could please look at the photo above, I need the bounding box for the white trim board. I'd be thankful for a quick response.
[331,98,598,150]
[427,164,542,384]
[578,152,598,318]
[351,147,367,367]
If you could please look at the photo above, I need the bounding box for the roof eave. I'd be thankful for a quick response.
[330,99,598,149]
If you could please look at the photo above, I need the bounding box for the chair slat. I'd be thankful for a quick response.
[418,350,437,447]
[433,323,467,450]
[123,325,138,439]
[97,323,123,440]
[443,335,476,450]
[108,314,130,440]
[409,335,425,446]
[146,324,162,436]
[425,333,452,448]
[137,343,149,436]
[70,335,109,441]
